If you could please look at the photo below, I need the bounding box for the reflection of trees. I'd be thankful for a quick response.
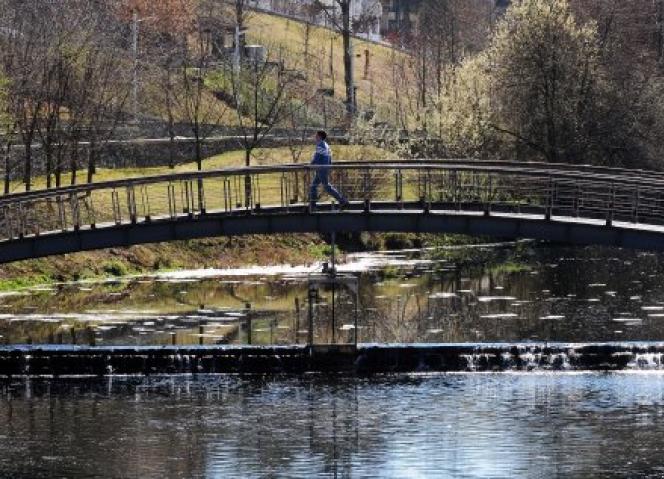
[3,376,664,477]
[0,380,209,478]
[6,246,664,345]
[349,246,664,343]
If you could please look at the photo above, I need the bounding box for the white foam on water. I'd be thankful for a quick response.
[428,292,457,299]
[628,353,664,370]
[477,296,517,302]
[612,318,643,323]
[480,313,518,319]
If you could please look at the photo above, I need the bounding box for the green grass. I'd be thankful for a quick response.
[0,275,54,292]
[11,144,391,192]
[246,12,410,122]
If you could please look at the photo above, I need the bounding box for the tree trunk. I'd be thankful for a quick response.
[45,147,53,189]
[3,141,11,195]
[23,143,31,192]
[195,134,202,171]
[71,144,78,186]
[55,146,63,188]
[87,141,96,184]
[341,0,355,117]
[168,117,176,169]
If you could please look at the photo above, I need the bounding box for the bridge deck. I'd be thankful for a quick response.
[1,160,664,263]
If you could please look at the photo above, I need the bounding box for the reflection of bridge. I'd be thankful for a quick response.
[2,160,664,264]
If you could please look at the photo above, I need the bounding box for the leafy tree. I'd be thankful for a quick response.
[487,0,604,163]
[442,0,664,166]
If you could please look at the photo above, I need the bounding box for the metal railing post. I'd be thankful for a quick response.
[167,183,176,219]
[244,174,252,211]
[484,174,492,217]
[363,168,371,212]
[394,169,402,203]
[140,186,151,222]
[126,185,137,224]
[197,177,206,214]
[58,195,67,231]
[254,175,261,210]
[70,194,81,231]
[425,170,432,213]
[545,176,552,221]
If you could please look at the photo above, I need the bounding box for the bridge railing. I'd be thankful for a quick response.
[0,161,662,242]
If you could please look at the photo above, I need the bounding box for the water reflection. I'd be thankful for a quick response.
[3,244,664,345]
[2,374,664,478]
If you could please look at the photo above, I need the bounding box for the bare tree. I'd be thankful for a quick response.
[84,50,130,184]
[172,16,229,172]
[226,49,306,167]
[37,56,70,189]
[0,2,43,192]
[311,0,379,118]
[0,72,15,194]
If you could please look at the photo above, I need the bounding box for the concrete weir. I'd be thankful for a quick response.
[1,342,664,376]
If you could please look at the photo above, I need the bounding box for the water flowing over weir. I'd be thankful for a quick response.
[2,342,664,376]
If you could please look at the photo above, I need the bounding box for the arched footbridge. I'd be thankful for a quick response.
[3,160,664,264]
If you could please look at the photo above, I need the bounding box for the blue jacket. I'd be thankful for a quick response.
[312,140,332,165]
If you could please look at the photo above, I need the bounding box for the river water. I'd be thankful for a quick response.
[2,243,664,345]
[2,373,664,478]
[3,243,664,477]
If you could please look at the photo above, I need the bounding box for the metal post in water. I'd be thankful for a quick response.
[295,297,301,344]
[308,284,316,346]
[355,285,359,346]
[87,327,95,347]
[331,232,336,345]
[198,324,204,346]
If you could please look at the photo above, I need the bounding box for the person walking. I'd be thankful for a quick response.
[309,130,348,209]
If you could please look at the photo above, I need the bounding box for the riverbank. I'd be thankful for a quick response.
[0,226,482,291]
[0,234,330,291]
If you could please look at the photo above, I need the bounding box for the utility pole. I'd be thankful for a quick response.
[234,25,241,74]
[657,0,664,64]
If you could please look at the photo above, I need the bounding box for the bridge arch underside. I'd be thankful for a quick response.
[2,205,664,264]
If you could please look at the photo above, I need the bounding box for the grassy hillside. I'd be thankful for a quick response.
[245,12,409,123]
[137,10,410,128]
